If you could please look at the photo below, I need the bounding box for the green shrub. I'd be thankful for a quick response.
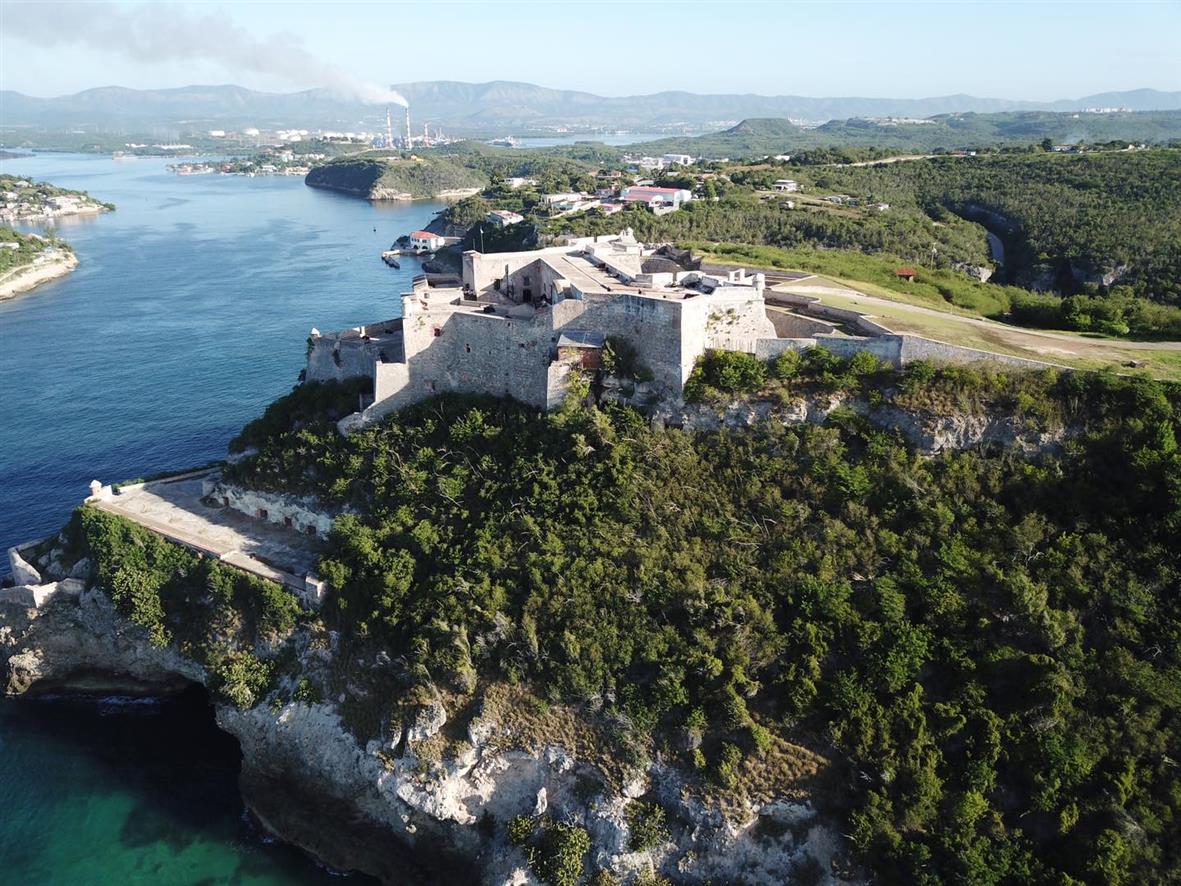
[228,378,371,453]
[712,742,743,789]
[768,349,802,380]
[507,814,535,846]
[211,649,273,708]
[533,823,590,886]
[625,801,669,851]
[602,337,654,382]
[684,350,767,401]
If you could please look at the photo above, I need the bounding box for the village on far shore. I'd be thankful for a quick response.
[0,174,112,300]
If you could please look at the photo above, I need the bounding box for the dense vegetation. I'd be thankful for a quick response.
[304,156,487,198]
[0,226,66,275]
[530,149,1181,337]
[214,363,1181,885]
[73,506,302,708]
[638,111,1181,157]
[790,150,1181,306]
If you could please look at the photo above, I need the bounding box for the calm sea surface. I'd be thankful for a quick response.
[0,152,441,881]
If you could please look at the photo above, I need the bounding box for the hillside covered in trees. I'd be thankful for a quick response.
[534,149,1181,338]
[638,110,1181,157]
[161,354,1181,885]
[304,155,487,199]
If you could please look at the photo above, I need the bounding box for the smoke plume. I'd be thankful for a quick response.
[4,1,408,106]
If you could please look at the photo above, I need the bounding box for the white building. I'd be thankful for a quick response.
[661,153,695,166]
[773,179,800,192]
[487,209,526,228]
[408,230,445,252]
[620,186,693,213]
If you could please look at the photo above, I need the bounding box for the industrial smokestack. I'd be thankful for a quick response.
[405,107,411,149]
[385,106,393,148]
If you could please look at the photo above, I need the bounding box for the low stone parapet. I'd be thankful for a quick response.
[203,480,335,540]
[7,541,45,586]
[0,578,85,609]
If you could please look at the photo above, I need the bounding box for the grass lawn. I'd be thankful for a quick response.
[697,243,1181,382]
[785,284,1181,382]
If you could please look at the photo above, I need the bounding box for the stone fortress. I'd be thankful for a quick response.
[306,230,1052,430]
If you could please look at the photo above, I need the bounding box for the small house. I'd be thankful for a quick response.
[409,231,445,252]
[486,209,525,228]
[895,267,917,282]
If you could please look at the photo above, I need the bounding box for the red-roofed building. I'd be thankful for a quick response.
[895,267,917,282]
[409,230,445,252]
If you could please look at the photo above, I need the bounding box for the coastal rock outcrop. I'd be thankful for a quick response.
[669,392,1073,455]
[0,587,854,885]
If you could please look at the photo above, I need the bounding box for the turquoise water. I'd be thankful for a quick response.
[0,689,367,884]
[0,153,443,881]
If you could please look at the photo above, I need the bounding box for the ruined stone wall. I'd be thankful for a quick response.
[306,328,406,384]
[568,295,688,400]
[306,337,379,383]
[502,258,571,304]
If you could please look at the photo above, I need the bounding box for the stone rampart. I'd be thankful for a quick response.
[767,311,836,338]
[203,481,335,539]
[897,335,1056,371]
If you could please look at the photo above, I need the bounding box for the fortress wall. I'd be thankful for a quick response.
[374,361,411,403]
[383,307,557,411]
[815,335,905,366]
[569,294,687,398]
[898,335,1056,370]
[767,310,837,338]
[754,338,816,360]
[306,337,381,383]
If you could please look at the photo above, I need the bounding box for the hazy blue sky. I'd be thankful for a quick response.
[1,0,1178,99]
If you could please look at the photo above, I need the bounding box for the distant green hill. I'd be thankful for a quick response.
[638,110,1181,158]
[304,155,487,200]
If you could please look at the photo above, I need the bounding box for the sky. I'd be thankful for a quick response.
[1,0,1179,100]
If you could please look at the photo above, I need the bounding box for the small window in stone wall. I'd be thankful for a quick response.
[465,343,471,353]
[257,508,268,519]
[306,526,317,536]
[284,516,293,528]
[433,327,442,337]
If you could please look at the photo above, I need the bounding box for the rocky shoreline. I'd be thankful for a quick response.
[0,574,851,885]
[0,249,78,300]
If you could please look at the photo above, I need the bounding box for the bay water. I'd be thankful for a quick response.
[0,152,443,882]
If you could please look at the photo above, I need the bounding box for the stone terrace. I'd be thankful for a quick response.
[90,472,324,597]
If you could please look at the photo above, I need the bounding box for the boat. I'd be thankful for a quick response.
[487,136,519,148]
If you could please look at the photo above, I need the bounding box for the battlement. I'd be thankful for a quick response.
[307,235,783,431]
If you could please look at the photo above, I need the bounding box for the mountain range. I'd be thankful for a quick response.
[2,82,1180,133]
